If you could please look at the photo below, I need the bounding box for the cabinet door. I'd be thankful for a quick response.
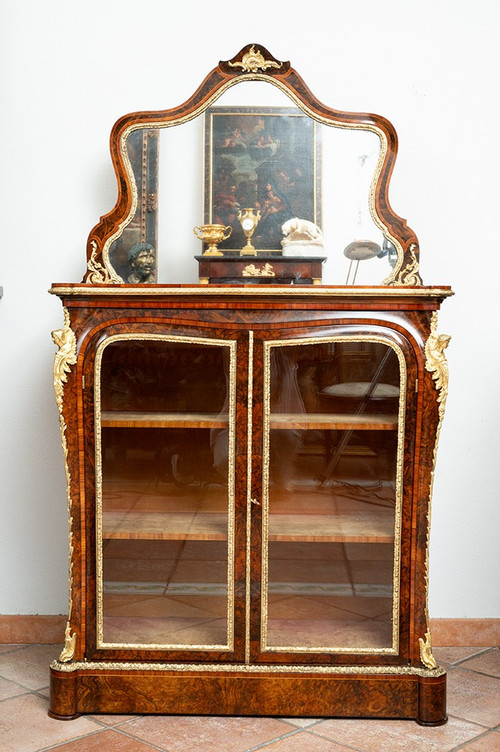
[251,327,416,665]
[86,328,247,661]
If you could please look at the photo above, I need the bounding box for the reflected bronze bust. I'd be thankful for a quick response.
[127,243,156,283]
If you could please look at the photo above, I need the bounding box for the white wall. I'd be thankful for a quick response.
[1,0,499,619]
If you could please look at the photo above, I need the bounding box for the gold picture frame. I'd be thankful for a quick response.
[204,106,322,253]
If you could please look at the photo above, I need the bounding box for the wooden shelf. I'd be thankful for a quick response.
[101,411,398,431]
[101,411,228,429]
[102,511,228,541]
[102,509,393,544]
[270,412,398,430]
[268,512,393,543]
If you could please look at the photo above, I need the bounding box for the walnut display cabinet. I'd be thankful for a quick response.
[49,45,452,724]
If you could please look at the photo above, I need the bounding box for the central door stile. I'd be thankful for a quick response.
[245,330,254,664]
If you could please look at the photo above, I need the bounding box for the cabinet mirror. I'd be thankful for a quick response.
[85,45,422,288]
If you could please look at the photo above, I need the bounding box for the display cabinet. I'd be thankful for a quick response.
[49,45,452,724]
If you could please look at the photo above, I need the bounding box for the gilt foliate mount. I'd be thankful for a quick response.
[226,44,285,73]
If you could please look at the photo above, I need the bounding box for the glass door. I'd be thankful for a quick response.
[92,332,240,657]
[257,333,409,661]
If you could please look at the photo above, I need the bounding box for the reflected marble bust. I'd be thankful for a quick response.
[127,243,156,283]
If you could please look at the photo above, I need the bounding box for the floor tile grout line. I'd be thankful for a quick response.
[444,712,496,731]
[0,678,54,696]
[450,666,500,682]
[34,715,363,752]
[255,724,365,752]
[278,718,330,731]
[245,726,321,752]
[0,689,43,703]
[449,726,500,751]
[0,645,31,655]
[32,714,322,752]
[447,646,499,662]
[34,724,164,752]
[106,718,327,752]
[29,717,499,752]
[34,727,129,752]
[304,718,500,752]
[101,724,181,752]
[309,722,446,749]
[112,721,338,752]
[0,691,33,704]
[32,689,52,702]
[86,715,142,729]
[447,665,500,681]
[304,730,365,752]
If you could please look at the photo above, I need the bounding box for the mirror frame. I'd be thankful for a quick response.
[84,43,422,287]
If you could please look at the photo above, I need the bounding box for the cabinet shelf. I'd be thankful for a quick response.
[102,510,393,544]
[102,510,228,541]
[101,411,228,429]
[101,410,398,431]
[268,512,393,543]
[270,412,398,431]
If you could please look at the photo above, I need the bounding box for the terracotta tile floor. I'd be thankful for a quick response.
[0,644,499,751]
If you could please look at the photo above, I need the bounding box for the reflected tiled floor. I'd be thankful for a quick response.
[0,644,499,751]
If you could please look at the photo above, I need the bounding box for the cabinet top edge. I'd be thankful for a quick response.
[49,284,454,300]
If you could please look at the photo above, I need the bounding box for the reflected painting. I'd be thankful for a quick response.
[204,107,322,252]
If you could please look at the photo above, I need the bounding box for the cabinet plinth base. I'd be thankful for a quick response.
[47,710,81,721]
[417,717,448,727]
[49,664,447,725]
